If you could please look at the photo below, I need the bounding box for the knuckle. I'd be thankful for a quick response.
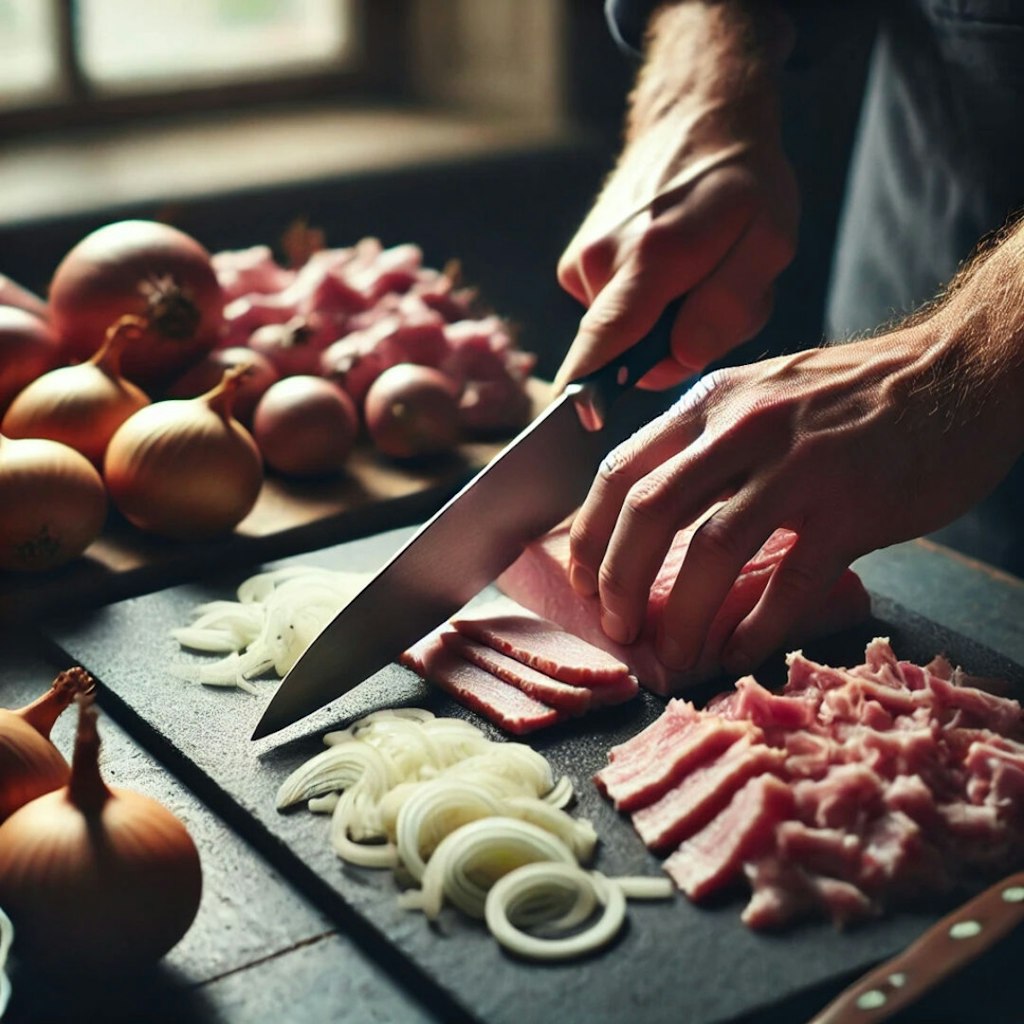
[689,515,746,567]
[773,557,823,600]
[596,562,633,606]
[622,475,676,526]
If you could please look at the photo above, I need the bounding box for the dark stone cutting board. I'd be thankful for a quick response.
[40,528,1024,1024]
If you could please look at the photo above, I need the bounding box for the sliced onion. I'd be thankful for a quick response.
[485,864,627,961]
[395,779,503,882]
[330,787,397,869]
[499,796,598,864]
[404,816,576,920]
[0,903,11,1017]
[275,741,393,810]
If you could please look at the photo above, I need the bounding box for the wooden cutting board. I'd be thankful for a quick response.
[41,526,1024,1024]
[0,382,551,624]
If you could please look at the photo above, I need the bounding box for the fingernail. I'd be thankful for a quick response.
[569,560,597,597]
[601,609,634,645]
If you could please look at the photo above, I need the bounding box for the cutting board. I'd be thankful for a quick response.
[41,526,1024,1024]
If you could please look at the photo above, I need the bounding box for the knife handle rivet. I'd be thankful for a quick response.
[855,989,887,1011]
[1001,885,1024,903]
[886,972,906,989]
[949,920,982,940]
[616,365,629,387]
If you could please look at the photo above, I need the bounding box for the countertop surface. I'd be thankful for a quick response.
[2,518,1023,1024]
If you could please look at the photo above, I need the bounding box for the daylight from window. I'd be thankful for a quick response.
[0,0,61,102]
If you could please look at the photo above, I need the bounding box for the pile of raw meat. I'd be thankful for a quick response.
[598,638,1024,929]
[214,238,535,435]
[402,596,639,734]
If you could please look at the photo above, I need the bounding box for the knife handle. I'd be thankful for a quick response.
[807,871,1024,1024]
[571,295,685,431]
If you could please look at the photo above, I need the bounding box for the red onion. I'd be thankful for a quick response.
[166,345,279,425]
[252,375,359,477]
[49,219,223,390]
[364,364,462,459]
[0,306,60,415]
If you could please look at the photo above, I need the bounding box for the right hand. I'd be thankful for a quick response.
[554,3,799,392]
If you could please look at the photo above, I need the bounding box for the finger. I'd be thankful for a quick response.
[568,395,709,597]
[722,535,849,675]
[654,486,787,671]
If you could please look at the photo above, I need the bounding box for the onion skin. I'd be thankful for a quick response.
[104,368,263,540]
[0,667,95,823]
[0,434,107,571]
[0,306,60,416]
[0,697,202,971]
[252,375,359,477]
[166,346,279,426]
[0,274,48,320]
[2,315,150,466]
[364,363,462,459]
[49,220,223,391]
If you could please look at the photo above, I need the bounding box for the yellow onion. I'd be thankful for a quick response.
[0,667,95,823]
[0,694,203,971]
[104,366,263,540]
[2,315,150,466]
[0,433,107,571]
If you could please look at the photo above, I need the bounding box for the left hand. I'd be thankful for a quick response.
[566,321,1024,676]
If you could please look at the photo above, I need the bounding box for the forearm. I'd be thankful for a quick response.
[626,2,794,144]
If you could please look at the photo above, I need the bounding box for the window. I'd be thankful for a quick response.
[0,0,383,134]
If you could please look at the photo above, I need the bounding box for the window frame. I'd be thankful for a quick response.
[0,0,411,139]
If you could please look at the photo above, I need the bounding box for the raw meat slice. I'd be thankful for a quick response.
[664,774,795,901]
[451,597,634,687]
[595,711,757,812]
[497,519,870,695]
[440,632,593,715]
[401,629,561,735]
[631,738,785,851]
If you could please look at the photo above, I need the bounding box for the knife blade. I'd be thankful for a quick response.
[251,297,684,740]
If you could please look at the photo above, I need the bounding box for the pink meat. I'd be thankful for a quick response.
[401,627,561,735]
[595,714,758,813]
[664,774,795,901]
[440,632,593,715]
[631,738,785,851]
[452,597,634,688]
[497,520,870,695]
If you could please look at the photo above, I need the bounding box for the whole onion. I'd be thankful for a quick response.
[0,306,60,416]
[2,315,150,466]
[104,367,263,539]
[49,220,223,390]
[0,434,107,572]
[0,274,48,321]
[166,345,279,426]
[0,695,202,971]
[364,363,462,459]
[0,667,95,823]
[252,375,359,477]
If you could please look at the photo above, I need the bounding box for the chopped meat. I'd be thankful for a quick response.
[597,638,1024,930]
[631,738,785,851]
[451,597,634,687]
[401,627,561,735]
[595,710,757,812]
[497,518,870,695]
[663,774,795,901]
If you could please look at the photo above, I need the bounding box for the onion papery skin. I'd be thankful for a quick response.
[0,434,107,571]
[0,712,68,823]
[104,384,263,540]
[0,784,203,970]
[49,220,223,390]
[2,318,150,466]
[0,306,60,416]
[166,346,279,426]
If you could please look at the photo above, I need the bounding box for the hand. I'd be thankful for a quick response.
[566,318,1024,676]
[554,2,799,392]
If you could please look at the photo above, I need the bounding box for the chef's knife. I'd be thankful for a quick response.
[252,298,684,740]
[807,871,1024,1023]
